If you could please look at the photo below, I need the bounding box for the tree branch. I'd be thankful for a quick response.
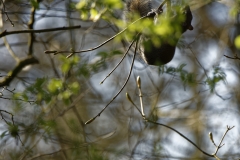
[85,34,140,124]
[0,25,81,38]
[224,54,240,60]
[0,56,39,87]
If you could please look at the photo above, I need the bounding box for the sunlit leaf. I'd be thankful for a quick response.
[234,35,240,49]
[76,0,86,9]
[47,79,63,94]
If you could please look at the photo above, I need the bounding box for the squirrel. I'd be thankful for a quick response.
[126,0,193,65]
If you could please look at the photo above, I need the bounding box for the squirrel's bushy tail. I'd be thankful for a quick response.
[126,0,153,17]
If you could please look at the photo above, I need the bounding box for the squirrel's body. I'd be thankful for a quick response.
[126,0,193,65]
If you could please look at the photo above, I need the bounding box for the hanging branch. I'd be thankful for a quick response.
[100,39,136,84]
[85,34,140,124]
[44,0,167,58]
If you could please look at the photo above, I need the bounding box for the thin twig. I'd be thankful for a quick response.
[65,17,147,58]
[100,39,136,84]
[189,47,209,79]
[0,56,38,87]
[2,36,20,62]
[125,75,213,158]
[85,34,140,124]
[136,76,145,117]
[0,25,81,38]
[126,92,142,115]
[0,109,14,124]
[128,75,235,159]
[1,0,14,26]
[126,91,212,157]
[224,55,240,60]
[213,126,235,156]
[146,119,213,157]
[0,110,23,145]
[0,96,35,103]
[27,130,115,160]
[27,3,37,56]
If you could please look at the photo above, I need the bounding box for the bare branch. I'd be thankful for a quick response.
[136,76,145,117]
[0,109,14,125]
[85,34,140,124]
[100,39,136,84]
[146,119,213,157]
[2,36,20,62]
[0,56,38,87]
[0,25,81,38]
[224,54,240,60]
[133,75,213,157]
[213,126,235,156]
[1,0,14,27]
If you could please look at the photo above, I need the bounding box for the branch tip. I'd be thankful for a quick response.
[85,117,96,125]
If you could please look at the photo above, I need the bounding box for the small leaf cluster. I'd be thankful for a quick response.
[165,64,197,88]
[206,67,226,93]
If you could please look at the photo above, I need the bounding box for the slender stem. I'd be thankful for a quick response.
[134,75,212,156]
[2,35,20,62]
[100,39,136,84]
[1,0,14,26]
[85,34,140,124]
[224,55,240,60]
[213,126,235,155]
[65,17,147,58]
[146,119,213,157]
[0,25,81,38]
[137,76,145,117]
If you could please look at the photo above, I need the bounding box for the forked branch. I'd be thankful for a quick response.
[126,76,235,159]
[85,34,140,124]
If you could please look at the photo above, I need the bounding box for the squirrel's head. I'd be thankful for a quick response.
[181,5,193,33]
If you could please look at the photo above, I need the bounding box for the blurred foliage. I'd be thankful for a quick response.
[206,67,226,93]
[0,0,239,160]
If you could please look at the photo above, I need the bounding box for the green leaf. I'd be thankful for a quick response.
[0,131,8,139]
[47,79,63,94]
[61,63,71,73]
[76,0,86,9]
[69,82,80,94]
[62,90,72,100]
[206,67,226,92]
[103,0,123,9]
